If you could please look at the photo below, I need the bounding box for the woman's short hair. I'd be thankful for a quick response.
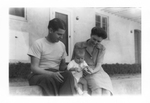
[91,27,107,39]
[48,18,66,31]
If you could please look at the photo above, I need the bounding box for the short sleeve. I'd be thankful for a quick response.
[61,49,67,59]
[27,41,41,59]
[61,43,67,59]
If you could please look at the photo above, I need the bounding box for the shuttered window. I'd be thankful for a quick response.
[95,14,109,39]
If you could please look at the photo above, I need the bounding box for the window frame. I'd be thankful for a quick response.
[9,8,27,21]
[95,13,109,40]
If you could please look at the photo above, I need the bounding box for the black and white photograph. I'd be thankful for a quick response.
[9,7,141,96]
[1,0,150,103]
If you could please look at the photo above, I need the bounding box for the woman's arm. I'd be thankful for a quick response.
[92,45,106,74]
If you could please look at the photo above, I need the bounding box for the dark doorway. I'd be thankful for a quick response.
[134,29,141,64]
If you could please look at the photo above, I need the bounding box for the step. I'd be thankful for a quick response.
[9,77,141,96]
[9,86,43,96]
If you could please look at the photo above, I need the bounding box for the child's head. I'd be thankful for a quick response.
[74,48,85,64]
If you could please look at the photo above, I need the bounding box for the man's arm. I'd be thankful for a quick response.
[59,59,67,71]
[30,55,64,82]
[30,55,53,75]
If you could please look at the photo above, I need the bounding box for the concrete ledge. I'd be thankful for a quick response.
[9,76,141,96]
[9,86,43,96]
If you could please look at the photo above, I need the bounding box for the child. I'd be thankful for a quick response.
[67,48,92,96]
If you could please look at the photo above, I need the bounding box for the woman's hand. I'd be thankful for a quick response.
[74,67,80,72]
[83,69,92,77]
[51,72,64,83]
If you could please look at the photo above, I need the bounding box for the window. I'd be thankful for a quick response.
[9,8,27,21]
[95,14,109,39]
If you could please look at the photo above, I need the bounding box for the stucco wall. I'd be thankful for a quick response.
[9,7,141,64]
[9,8,50,62]
[71,8,141,64]
[98,11,141,64]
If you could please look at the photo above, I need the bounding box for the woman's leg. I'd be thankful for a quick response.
[84,71,113,96]
[92,88,112,96]
[84,76,102,96]
[91,88,102,96]
[102,88,111,96]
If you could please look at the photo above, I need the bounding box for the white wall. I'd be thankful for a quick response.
[9,7,141,64]
[9,30,29,62]
[71,8,141,64]
[9,8,50,62]
[99,11,141,64]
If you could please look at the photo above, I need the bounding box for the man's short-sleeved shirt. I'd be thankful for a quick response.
[28,38,67,70]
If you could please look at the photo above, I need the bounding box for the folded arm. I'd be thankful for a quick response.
[30,55,53,75]
[30,55,64,82]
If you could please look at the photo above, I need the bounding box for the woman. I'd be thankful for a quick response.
[72,27,113,95]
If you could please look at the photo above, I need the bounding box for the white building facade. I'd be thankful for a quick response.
[9,7,141,64]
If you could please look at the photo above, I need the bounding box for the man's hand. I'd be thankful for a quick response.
[51,72,64,83]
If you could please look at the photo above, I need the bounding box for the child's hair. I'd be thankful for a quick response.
[74,48,85,57]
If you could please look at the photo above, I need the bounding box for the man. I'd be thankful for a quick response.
[28,18,75,96]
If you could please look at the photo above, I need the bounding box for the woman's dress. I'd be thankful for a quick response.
[72,40,113,94]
